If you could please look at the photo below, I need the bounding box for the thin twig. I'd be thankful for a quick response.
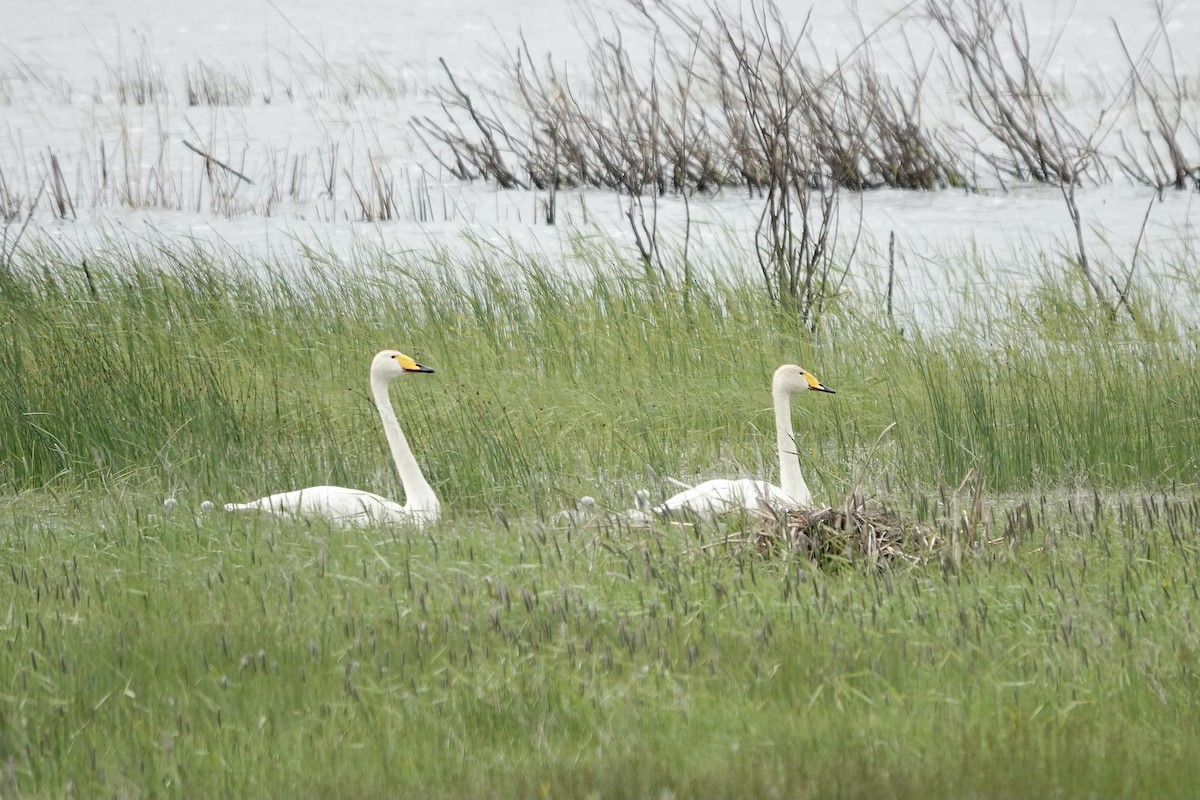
[182,140,254,185]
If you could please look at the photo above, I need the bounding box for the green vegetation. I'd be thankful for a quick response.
[4,235,1199,507]
[3,232,1200,797]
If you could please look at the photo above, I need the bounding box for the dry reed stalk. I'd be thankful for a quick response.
[182,140,254,186]
[47,151,75,220]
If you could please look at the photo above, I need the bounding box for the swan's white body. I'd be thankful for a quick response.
[227,486,436,527]
[224,350,440,527]
[651,365,834,518]
[654,478,803,516]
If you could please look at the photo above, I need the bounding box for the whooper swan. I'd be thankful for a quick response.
[651,364,834,518]
[224,350,440,527]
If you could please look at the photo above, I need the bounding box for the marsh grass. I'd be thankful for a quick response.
[1,121,461,225]
[4,231,1200,796]
[3,487,1200,797]
[183,61,254,107]
[3,233,1199,508]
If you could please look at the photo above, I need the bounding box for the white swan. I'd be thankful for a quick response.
[224,350,440,527]
[651,364,834,518]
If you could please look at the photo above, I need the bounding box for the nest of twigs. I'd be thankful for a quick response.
[691,473,999,569]
[702,490,938,567]
[779,496,933,566]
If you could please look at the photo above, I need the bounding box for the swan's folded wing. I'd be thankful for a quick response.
[654,479,802,517]
[225,486,411,525]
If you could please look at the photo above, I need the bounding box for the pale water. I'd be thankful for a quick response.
[2,0,1198,319]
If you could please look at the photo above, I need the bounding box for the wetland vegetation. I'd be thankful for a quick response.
[4,233,1200,797]
[4,0,1200,795]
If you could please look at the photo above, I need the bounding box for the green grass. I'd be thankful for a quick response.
[4,492,1200,797]
[3,233,1199,509]
[3,231,1200,797]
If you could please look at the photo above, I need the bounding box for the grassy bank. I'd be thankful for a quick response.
[3,233,1200,797]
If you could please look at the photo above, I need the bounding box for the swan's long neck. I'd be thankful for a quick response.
[371,371,439,518]
[773,380,812,507]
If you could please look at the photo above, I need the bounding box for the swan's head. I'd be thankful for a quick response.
[372,350,435,379]
[773,364,835,395]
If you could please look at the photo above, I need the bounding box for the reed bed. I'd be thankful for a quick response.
[3,231,1199,509]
